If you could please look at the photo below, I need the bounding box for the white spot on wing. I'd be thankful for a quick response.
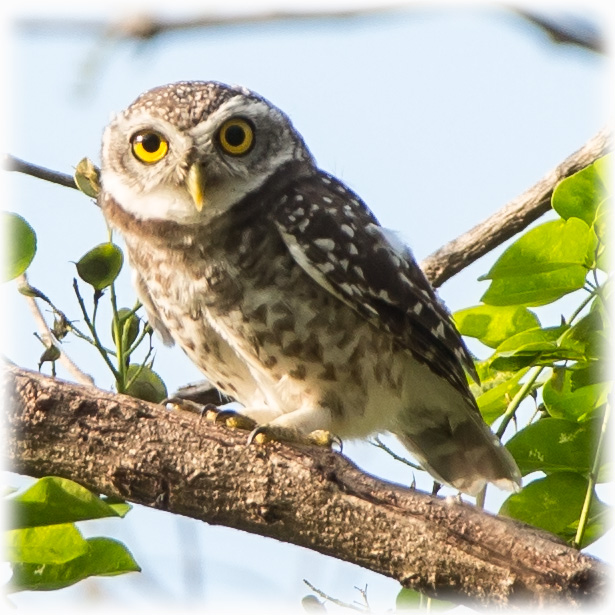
[435,322,446,338]
[314,238,336,252]
[340,224,355,238]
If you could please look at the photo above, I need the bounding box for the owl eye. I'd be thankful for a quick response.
[218,118,254,156]
[131,130,169,164]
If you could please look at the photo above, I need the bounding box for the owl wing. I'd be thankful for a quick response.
[273,172,478,399]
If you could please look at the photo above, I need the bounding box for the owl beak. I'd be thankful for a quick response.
[186,163,206,212]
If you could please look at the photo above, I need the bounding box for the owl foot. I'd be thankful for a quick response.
[162,398,255,430]
[212,409,258,431]
[247,425,342,450]
[162,397,214,418]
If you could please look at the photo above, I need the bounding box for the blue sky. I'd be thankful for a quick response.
[2,2,611,613]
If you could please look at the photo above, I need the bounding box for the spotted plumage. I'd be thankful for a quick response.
[100,81,521,495]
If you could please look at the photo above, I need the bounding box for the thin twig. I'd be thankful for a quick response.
[371,436,422,471]
[18,274,95,386]
[495,366,544,439]
[72,278,121,382]
[573,401,610,548]
[3,154,78,190]
[303,579,368,612]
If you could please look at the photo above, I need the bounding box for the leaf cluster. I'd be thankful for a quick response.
[5,477,139,592]
[454,154,611,549]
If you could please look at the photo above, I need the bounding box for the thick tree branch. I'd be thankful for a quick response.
[420,126,611,287]
[3,365,607,607]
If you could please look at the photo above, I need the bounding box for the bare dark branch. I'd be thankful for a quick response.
[510,8,604,53]
[3,154,78,190]
[15,5,406,39]
[3,365,607,607]
[420,126,611,287]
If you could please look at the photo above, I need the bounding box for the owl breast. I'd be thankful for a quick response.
[119,214,408,439]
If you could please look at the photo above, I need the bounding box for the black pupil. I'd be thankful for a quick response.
[225,124,246,147]
[141,133,161,153]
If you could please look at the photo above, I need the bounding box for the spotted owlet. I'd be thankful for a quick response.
[100,81,521,495]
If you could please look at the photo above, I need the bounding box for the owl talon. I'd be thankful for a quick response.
[247,425,342,450]
[308,430,343,451]
[162,396,214,419]
[214,409,258,431]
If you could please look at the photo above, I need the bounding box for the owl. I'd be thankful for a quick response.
[100,81,521,496]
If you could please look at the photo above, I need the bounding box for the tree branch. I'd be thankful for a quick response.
[3,365,607,607]
[2,154,78,190]
[15,5,406,39]
[14,7,604,56]
[510,8,604,53]
[420,126,611,287]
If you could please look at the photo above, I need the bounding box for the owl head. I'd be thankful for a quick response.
[100,81,314,225]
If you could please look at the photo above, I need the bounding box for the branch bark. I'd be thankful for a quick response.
[3,365,607,607]
[420,126,611,287]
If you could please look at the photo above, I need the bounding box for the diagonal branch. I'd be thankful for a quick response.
[3,365,607,607]
[420,126,611,287]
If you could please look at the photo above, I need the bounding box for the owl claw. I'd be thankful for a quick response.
[213,409,258,431]
[162,396,214,419]
[247,425,342,451]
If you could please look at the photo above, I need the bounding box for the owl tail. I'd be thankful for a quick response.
[396,412,522,496]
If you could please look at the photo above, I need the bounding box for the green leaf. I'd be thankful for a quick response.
[396,587,454,611]
[593,153,612,185]
[9,537,140,592]
[76,243,123,290]
[6,524,89,565]
[9,476,122,529]
[570,361,609,389]
[564,509,612,548]
[113,308,141,348]
[495,326,565,354]
[2,212,37,282]
[74,157,101,198]
[593,196,611,272]
[480,218,592,306]
[552,159,607,226]
[506,418,599,477]
[301,595,327,612]
[500,472,608,547]
[38,345,61,368]
[454,305,540,349]
[475,367,530,425]
[100,496,132,518]
[125,364,168,403]
[489,325,586,371]
[560,309,606,362]
[543,368,610,422]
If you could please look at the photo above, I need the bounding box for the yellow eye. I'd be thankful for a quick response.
[131,130,169,164]
[218,118,254,155]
